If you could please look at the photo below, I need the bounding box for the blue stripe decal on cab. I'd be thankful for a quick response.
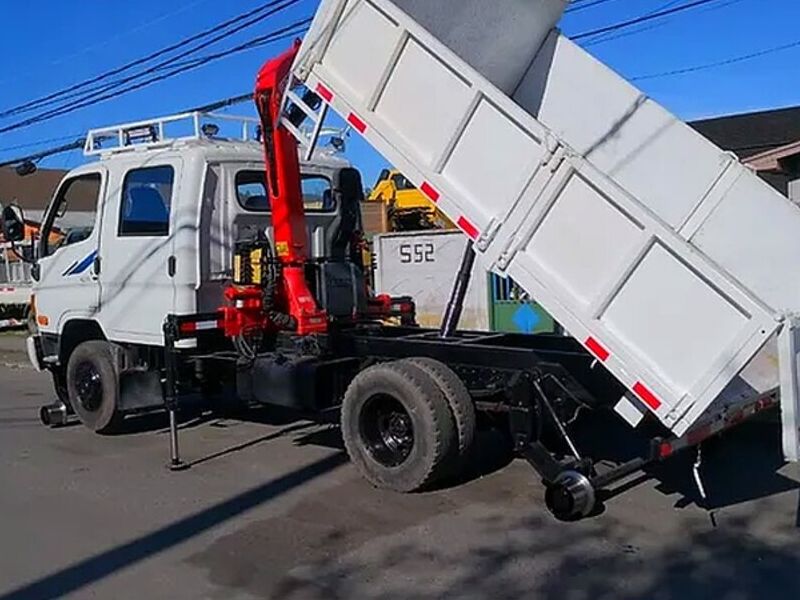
[61,259,79,277]
[63,250,98,277]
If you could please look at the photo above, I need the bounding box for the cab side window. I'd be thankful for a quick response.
[302,175,335,212]
[235,170,335,213]
[119,166,174,236]
[235,170,270,211]
[42,173,101,257]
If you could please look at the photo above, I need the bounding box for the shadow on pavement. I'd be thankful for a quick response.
[189,421,317,467]
[647,419,798,512]
[0,452,348,600]
[271,499,800,600]
[564,409,799,515]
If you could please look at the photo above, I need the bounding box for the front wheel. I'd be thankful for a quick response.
[66,340,123,433]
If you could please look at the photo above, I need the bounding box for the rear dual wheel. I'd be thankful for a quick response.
[404,357,475,468]
[340,359,474,492]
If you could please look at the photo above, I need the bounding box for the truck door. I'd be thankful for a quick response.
[97,160,180,345]
[35,170,105,332]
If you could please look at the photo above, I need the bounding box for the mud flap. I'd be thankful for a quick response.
[778,317,800,462]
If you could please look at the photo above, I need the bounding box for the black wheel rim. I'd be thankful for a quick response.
[359,394,414,467]
[74,361,103,412]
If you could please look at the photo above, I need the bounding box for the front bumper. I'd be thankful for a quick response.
[26,335,43,372]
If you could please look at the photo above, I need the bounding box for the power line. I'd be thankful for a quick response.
[0,139,86,169]
[0,19,310,135]
[9,0,303,123]
[0,21,309,135]
[582,0,685,45]
[194,93,253,113]
[583,0,749,46]
[0,92,253,167]
[28,0,215,71]
[573,0,724,40]
[0,0,216,88]
[631,37,800,80]
[0,0,299,119]
[0,133,84,153]
[2,0,300,120]
[565,0,623,14]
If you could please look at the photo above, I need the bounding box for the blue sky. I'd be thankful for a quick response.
[0,0,798,186]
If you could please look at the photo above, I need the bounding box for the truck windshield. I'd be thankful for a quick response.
[40,173,101,257]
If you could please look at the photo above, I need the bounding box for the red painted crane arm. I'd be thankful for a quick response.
[255,40,308,262]
[253,40,327,334]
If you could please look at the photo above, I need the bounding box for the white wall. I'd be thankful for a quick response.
[374,229,491,330]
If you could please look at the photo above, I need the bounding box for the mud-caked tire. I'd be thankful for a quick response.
[341,361,456,492]
[66,340,123,433]
[403,357,475,472]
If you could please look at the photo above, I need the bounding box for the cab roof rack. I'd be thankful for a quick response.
[83,111,260,157]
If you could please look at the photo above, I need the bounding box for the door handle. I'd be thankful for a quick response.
[92,256,101,276]
[167,255,176,277]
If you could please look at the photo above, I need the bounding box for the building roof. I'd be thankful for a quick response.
[743,139,800,173]
[690,106,800,160]
[0,166,67,211]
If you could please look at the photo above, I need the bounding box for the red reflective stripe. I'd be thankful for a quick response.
[633,382,662,410]
[585,336,610,361]
[179,320,221,334]
[315,83,333,103]
[420,182,440,203]
[347,113,367,133]
[658,442,674,459]
[457,216,479,240]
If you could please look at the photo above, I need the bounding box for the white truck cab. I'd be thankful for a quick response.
[15,111,365,430]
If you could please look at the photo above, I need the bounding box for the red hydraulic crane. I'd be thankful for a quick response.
[222,41,329,338]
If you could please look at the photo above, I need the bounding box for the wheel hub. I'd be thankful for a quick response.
[545,471,596,521]
[360,394,415,467]
[74,361,103,412]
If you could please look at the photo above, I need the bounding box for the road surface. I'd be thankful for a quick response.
[0,337,798,599]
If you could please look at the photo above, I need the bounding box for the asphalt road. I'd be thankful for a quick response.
[1,338,799,599]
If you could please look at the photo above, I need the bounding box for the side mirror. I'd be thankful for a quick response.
[1,203,26,243]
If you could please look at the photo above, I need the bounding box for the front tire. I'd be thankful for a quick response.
[341,361,456,492]
[66,340,123,433]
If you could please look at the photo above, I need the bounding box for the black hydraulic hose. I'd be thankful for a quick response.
[260,241,297,331]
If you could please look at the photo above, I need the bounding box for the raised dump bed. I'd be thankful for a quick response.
[287,0,800,458]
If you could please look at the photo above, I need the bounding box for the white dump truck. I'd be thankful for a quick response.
[3,0,799,520]
[291,0,800,442]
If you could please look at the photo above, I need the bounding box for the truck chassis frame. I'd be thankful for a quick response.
[159,308,779,519]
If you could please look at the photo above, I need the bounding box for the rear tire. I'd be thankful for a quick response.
[341,361,456,492]
[66,340,123,433]
[403,357,475,470]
